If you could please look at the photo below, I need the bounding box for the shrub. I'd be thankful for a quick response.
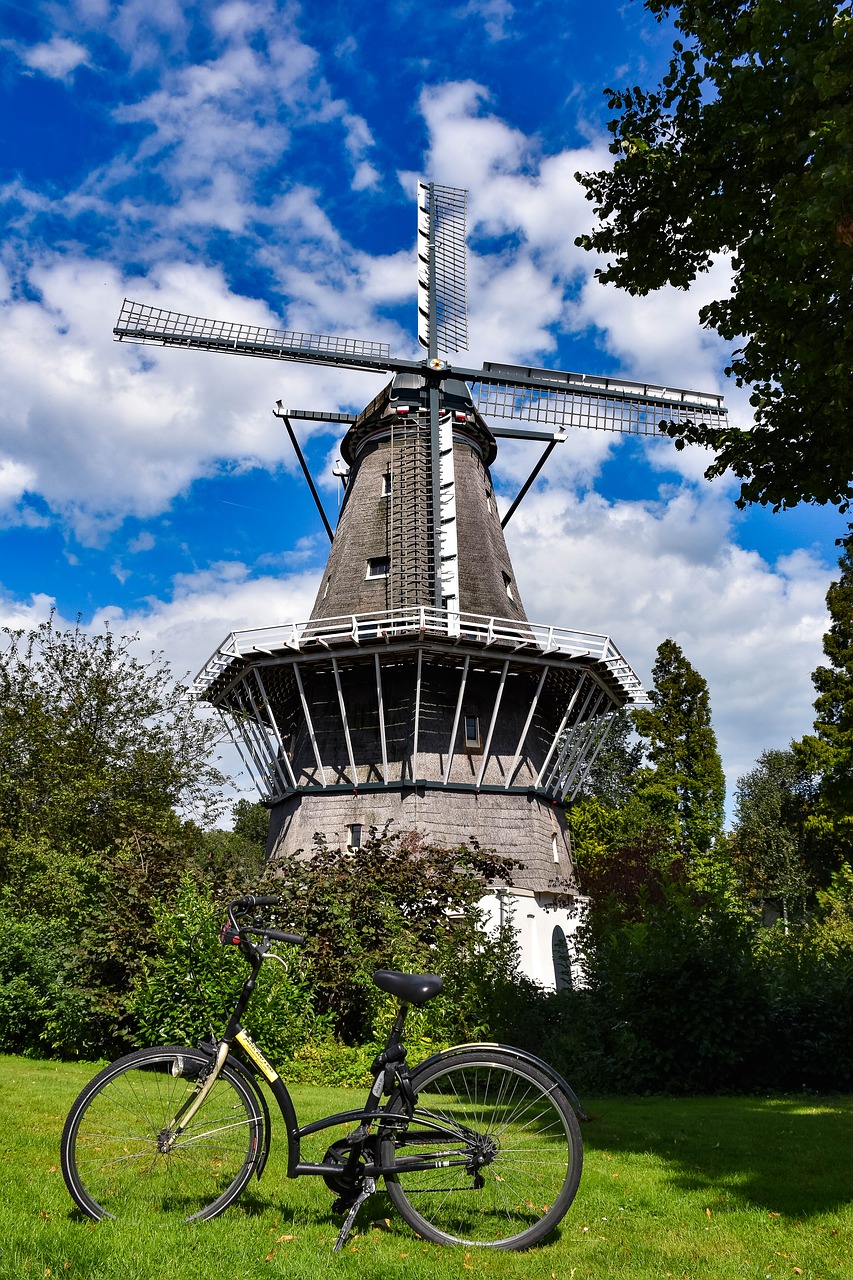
[130,875,332,1063]
[0,904,103,1058]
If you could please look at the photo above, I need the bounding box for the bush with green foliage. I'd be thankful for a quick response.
[0,898,104,1058]
[127,830,536,1084]
[130,875,332,1063]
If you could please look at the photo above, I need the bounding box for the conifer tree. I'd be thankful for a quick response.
[632,639,726,859]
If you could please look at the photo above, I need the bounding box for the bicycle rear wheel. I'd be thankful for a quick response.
[61,1046,263,1221]
[382,1050,582,1249]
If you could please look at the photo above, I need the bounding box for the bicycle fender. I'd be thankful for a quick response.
[412,1042,589,1121]
[195,1041,272,1180]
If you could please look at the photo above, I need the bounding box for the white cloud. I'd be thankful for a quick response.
[128,530,156,553]
[17,37,91,82]
[91,560,321,680]
[0,457,36,510]
[454,0,515,40]
[506,482,832,802]
[0,254,388,541]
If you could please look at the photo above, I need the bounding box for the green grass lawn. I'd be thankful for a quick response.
[1,1054,851,1280]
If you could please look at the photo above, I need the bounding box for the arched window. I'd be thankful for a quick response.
[551,925,572,991]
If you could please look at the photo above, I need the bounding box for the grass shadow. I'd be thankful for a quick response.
[582,1095,853,1217]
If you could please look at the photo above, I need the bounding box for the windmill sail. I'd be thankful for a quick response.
[468,362,728,435]
[114,300,391,372]
[417,182,469,356]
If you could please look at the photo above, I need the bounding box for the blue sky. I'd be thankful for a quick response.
[0,0,846,813]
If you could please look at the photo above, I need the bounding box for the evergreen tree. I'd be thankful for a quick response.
[632,639,726,859]
[795,528,853,863]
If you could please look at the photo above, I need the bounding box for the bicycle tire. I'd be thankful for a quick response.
[381,1050,582,1249]
[61,1045,263,1222]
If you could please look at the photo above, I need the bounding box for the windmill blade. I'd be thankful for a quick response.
[465,361,728,435]
[417,183,469,356]
[114,300,393,375]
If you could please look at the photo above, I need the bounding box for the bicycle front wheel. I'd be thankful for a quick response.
[382,1050,582,1249]
[61,1046,263,1221]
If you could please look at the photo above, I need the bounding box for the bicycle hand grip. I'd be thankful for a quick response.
[231,894,282,911]
[261,929,305,945]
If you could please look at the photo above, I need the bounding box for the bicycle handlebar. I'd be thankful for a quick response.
[231,894,282,911]
[223,896,305,952]
[247,927,305,945]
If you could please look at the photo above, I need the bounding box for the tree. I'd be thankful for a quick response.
[0,615,232,1051]
[232,798,271,852]
[569,708,679,918]
[795,528,853,863]
[576,0,853,511]
[567,655,726,911]
[632,638,726,859]
[0,614,227,864]
[730,748,817,911]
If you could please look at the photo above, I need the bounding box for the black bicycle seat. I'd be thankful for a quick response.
[373,970,443,1006]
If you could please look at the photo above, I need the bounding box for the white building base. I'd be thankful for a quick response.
[479,888,588,991]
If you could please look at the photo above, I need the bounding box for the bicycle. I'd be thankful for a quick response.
[61,894,585,1251]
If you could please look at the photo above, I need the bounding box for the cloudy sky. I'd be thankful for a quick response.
[0,0,846,818]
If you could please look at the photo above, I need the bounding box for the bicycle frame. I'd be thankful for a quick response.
[194,946,422,1183]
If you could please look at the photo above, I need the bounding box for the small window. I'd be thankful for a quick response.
[486,495,492,515]
[347,823,363,851]
[502,571,514,602]
[366,556,390,579]
[464,715,480,748]
[322,577,330,599]
[381,472,392,497]
[552,833,560,864]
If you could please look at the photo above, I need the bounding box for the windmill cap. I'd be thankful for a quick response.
[341,373,497,467]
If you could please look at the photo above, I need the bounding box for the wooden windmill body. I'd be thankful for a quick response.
[115,183,727,987]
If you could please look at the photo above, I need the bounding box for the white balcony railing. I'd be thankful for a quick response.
[194,605,646,705]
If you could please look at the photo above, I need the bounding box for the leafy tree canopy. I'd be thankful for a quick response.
[730,748,819,904]
[0,614,227,865]
[576,0,853,511]
[232,798,271,852]
[0,615,237,1051]
[795,528,853,860]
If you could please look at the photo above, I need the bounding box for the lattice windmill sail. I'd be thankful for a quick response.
[114,182,727,990]
[417,181,468,357]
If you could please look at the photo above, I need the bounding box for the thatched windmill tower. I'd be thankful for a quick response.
[114,183,726,986]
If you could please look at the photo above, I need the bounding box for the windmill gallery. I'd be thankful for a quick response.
[114,184,727,988]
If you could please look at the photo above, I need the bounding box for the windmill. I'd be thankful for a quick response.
[114,182,726,988]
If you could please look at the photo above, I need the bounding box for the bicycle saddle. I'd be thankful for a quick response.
[373,970,443,1006]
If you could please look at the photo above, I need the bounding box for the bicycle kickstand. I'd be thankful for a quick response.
[332,1176,377,1252]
